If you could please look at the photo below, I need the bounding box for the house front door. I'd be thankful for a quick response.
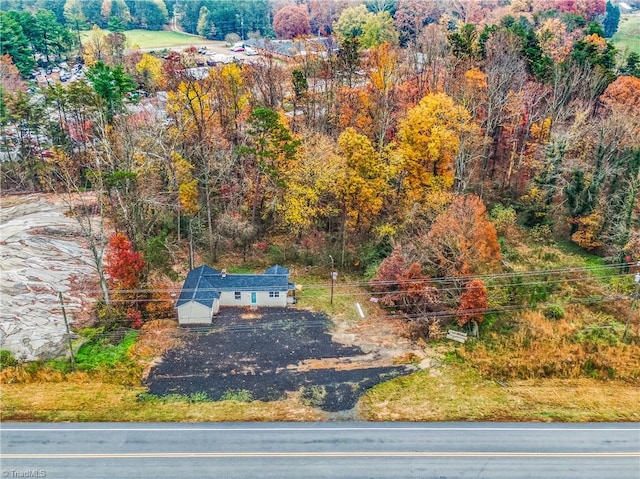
[251,292,257,305]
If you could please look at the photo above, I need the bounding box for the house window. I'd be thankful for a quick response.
[269,291,280,298]
[234,292,241,300]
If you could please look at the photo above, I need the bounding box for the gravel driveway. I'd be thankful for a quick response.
[145,308,414,412]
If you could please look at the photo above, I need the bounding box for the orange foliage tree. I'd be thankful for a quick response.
[600,75,640,112]
[419,194,501,277]
[457,278,488,328]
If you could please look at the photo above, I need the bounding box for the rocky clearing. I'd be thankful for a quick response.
[0,194,97,360]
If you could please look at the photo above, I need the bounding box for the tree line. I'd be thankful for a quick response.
[0,0,638,333]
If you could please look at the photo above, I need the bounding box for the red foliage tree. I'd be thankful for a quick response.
[457,278,488,328]
[372,247,441,315]
[273,4,311,39]
[105,233,145,290]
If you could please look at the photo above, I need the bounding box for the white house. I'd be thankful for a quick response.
[175,265,295,325]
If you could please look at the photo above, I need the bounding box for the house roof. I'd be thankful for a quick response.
[265,265,289,275]
[176,264,294,309]
[176,265,220,309]
[245,37,334,58]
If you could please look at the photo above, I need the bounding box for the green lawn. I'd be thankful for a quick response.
[80,29,219,50]
[612,14,640,55]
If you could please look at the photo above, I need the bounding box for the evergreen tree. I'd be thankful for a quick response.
[0,12,35,76]
[603,1,620,38]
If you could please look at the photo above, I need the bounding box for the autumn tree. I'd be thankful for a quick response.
[0,55,25,96]
[394,0,442,46]
[105,232,146,290]
[418,194,501,277]
[600,76,640,111]
[372,247,441,315]
[309,0,343,36]
[135,53,162,92]
[273,4,311,40]
[457,278,488,330]
[336,127,389,227]
[365,42,400,147]
[82,25,107,66]
[276,132,340,236]
[396,93,472,206]
[242,108,299,228]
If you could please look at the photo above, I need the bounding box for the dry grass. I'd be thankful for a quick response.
[0,383,325,422]
[462,309,640,383]
[359,365,640,422]
[129,320,185,380]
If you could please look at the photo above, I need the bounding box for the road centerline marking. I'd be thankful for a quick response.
[2,452,639,459]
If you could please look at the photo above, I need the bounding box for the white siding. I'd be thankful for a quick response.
[219,290,288,307]
[176,301,215,325]
[220,290,250,306]
[257,291,287,307]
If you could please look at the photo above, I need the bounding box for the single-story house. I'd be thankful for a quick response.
[175,265,296,325]
[244,37,335,61]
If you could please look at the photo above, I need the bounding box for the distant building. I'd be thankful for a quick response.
[175,265,296,325]
[244,37,335,61]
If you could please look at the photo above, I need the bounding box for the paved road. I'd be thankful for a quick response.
[1,422,638,478]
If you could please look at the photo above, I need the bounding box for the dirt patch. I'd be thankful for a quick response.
[145,308,415,412]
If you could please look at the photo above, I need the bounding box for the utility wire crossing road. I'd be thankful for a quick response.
[1,423,639,479]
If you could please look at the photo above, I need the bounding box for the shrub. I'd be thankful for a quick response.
[543,304,565,320]
[490,204,518,238]
[0,350,17,370]
[220,389,253,402]
[74,331,139,371]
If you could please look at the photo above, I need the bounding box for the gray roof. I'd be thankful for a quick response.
[176,264,293,309]
[265,265,289,275]
[244,37,334,58]
[176,265,220,308]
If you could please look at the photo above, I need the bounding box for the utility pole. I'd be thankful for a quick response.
[329,255,337,305]
[58,291,75,369]
[623,265,640,342]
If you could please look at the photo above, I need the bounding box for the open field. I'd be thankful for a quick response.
[613,14,640,55]
[80,29,221,50]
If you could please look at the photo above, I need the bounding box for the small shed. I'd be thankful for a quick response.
[175,265,221,325]
[175,265,295,325]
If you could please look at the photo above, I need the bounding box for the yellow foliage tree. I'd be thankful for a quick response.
[396,93,472,205]
[135,53,162,92]
[335,127,389,230]
[83,25,106,67]
[169,151,199,216]
[277,133,340,236]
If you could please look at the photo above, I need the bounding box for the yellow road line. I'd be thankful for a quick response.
[2,452,639,459]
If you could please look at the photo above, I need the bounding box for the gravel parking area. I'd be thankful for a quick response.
[145,308,415,412]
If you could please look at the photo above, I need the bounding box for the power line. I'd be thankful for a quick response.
[65,261,636,296]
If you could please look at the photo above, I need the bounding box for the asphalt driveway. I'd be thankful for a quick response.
[145,308,414,411]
